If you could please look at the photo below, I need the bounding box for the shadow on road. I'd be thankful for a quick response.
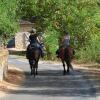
[6,68,100,97]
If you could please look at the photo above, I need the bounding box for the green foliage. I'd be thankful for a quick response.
[17,0,100,62]
[0,0,19,36]
[16,0,34,20]
[45,27,59,54]
[76,32,100,63]
[0,0,100,62]
[0,0,19,46]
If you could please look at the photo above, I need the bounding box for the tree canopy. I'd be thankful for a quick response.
[0,0,100,62]
[0,0,19,36]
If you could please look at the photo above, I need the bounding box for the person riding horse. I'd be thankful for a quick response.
[56,31,70,57]
[56,31,74,74]
[26,28,44,58]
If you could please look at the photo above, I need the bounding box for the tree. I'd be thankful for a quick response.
[17,0,100,61]
[16,0,34,20]
[0,0,19,38]
[0,0,99,62]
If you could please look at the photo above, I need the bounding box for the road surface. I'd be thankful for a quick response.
[1,55,100,100]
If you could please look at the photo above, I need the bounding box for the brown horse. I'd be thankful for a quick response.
[58,46,74,75]
[26,44,41,77]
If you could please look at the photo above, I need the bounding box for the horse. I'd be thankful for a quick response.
[58,46,74,75]
[26,44,41,77]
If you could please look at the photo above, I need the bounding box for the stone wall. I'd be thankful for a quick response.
[0,49,9,81]
[15,32,30,49]
[15,22,34,50]
[20,24,33,32]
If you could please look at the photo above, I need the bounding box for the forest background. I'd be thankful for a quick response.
[0,0,100,63]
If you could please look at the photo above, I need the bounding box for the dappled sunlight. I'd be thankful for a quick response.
[0,66,25,97]
[5,55,100,98]
[5,67,100,97]
[5,69,25,85]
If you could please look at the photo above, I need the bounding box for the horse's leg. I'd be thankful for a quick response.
[66,60,70,73]
[29,60,33,75]
[35,62,38,75]
[61,59,66,75]
[66,59,73,73]
[32,60,36,77]
[29,60,36,76]
[34,60,37,75]
[35,52,40,75]
[68,61,73,71]
[33,67,36,77]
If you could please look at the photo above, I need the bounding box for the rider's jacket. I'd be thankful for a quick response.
[62,35,70,47]
[29,34,38,44]
[29,34,42,48]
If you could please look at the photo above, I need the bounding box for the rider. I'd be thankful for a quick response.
[62,31,70,48]
[28,28,44,58]
[56,31,70,57]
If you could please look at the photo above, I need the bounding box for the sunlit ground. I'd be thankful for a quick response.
[0,65,25,98]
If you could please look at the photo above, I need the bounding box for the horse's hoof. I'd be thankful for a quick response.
[31,72,33,75]
[67,72,70,75]
[63,71,66,75]
[67,69,69,72]
[34,74,36,78]
[67,70,70,75]
[31,71,34,75]
[63,73,66,75]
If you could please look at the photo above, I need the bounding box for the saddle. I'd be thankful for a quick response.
[28,43,40,50]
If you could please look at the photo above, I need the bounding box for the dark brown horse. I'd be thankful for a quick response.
[58,46,74,75]
[26,45,41,77]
